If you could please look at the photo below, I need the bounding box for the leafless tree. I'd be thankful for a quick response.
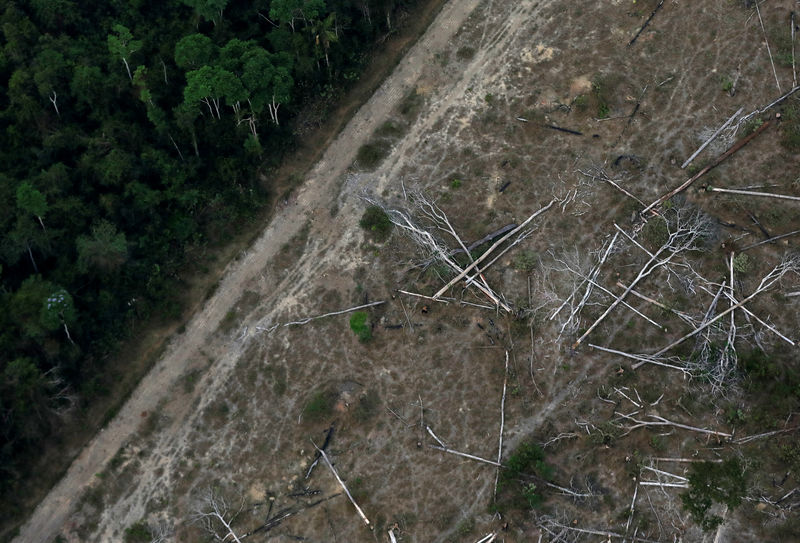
[190,486,245,543]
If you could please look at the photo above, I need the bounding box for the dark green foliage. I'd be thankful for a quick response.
[349,311,372,342]
[356,140,392,169]
[123,521,151,543]
[494,442,553,512]
[681,459,747,531]
[359,206,393,241]
[304,389,337,421]
[0,0,417,527]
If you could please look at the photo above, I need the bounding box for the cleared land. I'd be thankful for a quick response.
[21,0,800,542]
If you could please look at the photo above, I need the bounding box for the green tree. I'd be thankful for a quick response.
[40,288,77,343]
[107,24,142,81]
[180,0,230,25]
[71,65,106,110]
[76,220,128,274]
[269,0,325,32]
[240,49,293,126]
[16,182,48,231]
[174,33,219,70]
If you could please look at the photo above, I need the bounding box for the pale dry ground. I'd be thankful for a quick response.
[23,0,800,541]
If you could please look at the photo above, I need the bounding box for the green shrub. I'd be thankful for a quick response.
[641,216,669,249]
[356,140,391,169]
[359,206,393,242]
[349,311,372,342]
[732,253,751,274]
[124,521,151,543]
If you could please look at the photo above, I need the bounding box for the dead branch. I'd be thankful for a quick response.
[432,199,556,299]
[574,208,712,348]
[191,487,245,543]
[755,0,781,93]
[651,257,800,357]
[650,457,723,463]
[642,120,773,214]
[681,107,744,169]
[628,0,665,46]
[474,534,497,543]
[312,441,370,526]
[705,186,800,202]
[578,168,645,205]
[615,412,731,438]
[306,424,335,479]
[284,301,385,326]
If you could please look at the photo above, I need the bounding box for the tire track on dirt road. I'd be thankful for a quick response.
[13,0,486,541]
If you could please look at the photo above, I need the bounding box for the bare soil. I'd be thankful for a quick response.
[18,1,800,542]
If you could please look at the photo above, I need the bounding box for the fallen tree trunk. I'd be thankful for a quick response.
[642,119,773,214]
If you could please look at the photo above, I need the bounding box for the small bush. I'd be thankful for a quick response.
[732,253,751,274]
[349,311,372,342]
[359,206,393,242]
[450,178,462,189]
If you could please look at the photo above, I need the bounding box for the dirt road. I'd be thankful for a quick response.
[12,0,482,541]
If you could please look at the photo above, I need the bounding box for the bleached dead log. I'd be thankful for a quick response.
[642,120,773,214]
[651,257,800,357]
[312,441,370,526]
[641,466,687,482]
[397,289,449,303]
[681,108,743,169]
[474,534,497,543]
[740,229,800,251]
[705,186,800,202]
[589,343,691,375]
[538,518,661,543]
[284,301,386,326]
[793,11,797,87]
[755,0,782,93]
[733,426,800,444]
[494,351,509,500]
[615,412,731,438]
[616,281,696,325]
[650,457,723,463]
[638,481,688,488]
[623,483,639,543]
[432,199,556,299]
[389,529,398,543]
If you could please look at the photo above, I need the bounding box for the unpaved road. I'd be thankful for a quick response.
[13,0,482,541]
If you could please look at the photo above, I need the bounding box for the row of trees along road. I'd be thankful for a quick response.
[0,0,414,525]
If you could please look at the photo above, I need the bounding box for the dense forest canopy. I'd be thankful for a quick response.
[0,0,410,516]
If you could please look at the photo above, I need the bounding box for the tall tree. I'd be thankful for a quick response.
[107,24,142,82]
[174,33,219,70]
[180,0,230,25]
[76,220,127,274]
[16,182,48,231]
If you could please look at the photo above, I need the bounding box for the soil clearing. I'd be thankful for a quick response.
[17,0,800,542]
